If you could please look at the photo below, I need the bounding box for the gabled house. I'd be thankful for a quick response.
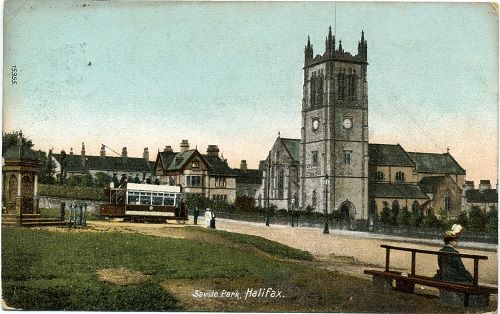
[154,140,237,203]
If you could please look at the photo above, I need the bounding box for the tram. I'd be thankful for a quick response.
[99,183,187,222]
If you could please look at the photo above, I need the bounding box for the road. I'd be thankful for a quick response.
[213,218,498,286]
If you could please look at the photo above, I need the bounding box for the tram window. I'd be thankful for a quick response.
[128,195,139,204]
[139,192,152,205]
[152,196,163,205]
[164,197,174,206]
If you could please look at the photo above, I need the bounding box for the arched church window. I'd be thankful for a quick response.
[395,171,405,182]
[444,190,451,212]
[312,190,317,208]
[316,73,324,106]
[376,171,384,181]
[310,73,316,107]
[337,69,346,101]
[277,169,285,199]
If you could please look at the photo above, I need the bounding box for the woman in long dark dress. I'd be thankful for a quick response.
[434,227,473,284]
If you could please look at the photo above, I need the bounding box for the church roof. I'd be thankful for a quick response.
[369,144,415,167]
[233,169,263,184]
[407,152,465,175]
[465,189,498,204]
[280,138,300,162]
[419,176,446,194]
[52,153,151,173]
[370,182,429,200]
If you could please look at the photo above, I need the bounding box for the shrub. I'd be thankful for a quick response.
[485,208,498,232]
[234,195,255,212]
[408,212,422,227]
[396,207,411,226]
[379,207,392,226]
[468,205,487,230]
[38,184,105,201]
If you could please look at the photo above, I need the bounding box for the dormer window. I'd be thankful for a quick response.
[376,171,384,181]
[395,171,405,182]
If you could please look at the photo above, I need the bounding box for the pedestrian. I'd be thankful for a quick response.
[205,208,212,228]
[210,211,216,229]
[133,173,140,183]
[127,173,133,182]
[112,173,119,188]
[154,176,161,185]
[193,207,200,225]
[433,224,473,284]
[146,177,152,184]
[119,174,127,188]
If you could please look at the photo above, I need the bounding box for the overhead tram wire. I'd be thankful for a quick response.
[101,143,124,157]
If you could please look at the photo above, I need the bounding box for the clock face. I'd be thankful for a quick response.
[343,118,353,129]
[312,119,319,130]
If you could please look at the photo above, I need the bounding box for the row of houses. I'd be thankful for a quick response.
[51,141,262,203]
[50,139,497,218]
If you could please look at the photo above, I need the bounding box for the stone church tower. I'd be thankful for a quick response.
[300,27,368,220]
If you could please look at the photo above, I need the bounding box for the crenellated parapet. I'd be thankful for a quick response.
[304,27,367,67]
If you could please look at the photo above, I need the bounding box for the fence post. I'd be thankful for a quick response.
[60,202,66,222]
[83,203,87,226]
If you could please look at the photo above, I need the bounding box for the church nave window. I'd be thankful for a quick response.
[277,169,285,199]
[395,171,405,182]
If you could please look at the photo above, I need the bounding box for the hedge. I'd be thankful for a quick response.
[38,184,106,201]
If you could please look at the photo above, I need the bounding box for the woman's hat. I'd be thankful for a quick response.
[451,224,464,236]
[444,230,459,241]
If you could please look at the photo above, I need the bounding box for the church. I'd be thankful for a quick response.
[256,28,466,222]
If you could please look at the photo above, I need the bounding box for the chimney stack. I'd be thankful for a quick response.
[240,160,248,172]
[122,147,128,158]
[207,145,219,157]
[70,147,74,155]
[143,147,149,161]
[479,180,491,192]
[463,181,474,197]
[100,144,106,158]
[81,142,86,165]
[180,140,190,153]
[164,145,173,153]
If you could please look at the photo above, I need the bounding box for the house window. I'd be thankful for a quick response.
[215,177,226,187]
[186,175,202,187]
[312,190,317,208]
[376,171,384,181]
[395,171,405,182]
[192,161,199,169]
[312,150,319,166]
[343,150,352,165]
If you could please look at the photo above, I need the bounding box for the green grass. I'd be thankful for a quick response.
[2,227,299,310]
[192,227,313,261]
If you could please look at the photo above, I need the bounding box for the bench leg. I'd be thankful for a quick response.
[440,291,490,308]
[372,275,393,290]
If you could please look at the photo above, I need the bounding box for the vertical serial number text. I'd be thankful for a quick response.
[11,65,17,85]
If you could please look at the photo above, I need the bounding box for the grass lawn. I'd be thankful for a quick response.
[1,225,486,312]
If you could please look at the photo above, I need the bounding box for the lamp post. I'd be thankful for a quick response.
[323,175,330,234]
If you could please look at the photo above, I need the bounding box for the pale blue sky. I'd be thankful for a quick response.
[3,1,498,183]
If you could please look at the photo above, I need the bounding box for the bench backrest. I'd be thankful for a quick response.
[380,244,488,285]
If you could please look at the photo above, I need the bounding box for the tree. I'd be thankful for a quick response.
[36,149,55,184]
[2,131,33,154]
[453,211,469,229]
[408,212,422,227]
[380,207,392,226]
[94,172,112,188]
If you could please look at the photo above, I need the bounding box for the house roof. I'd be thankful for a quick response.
[157,150,235,176]
[233,169,263,184]
[465,189,498,204]
[369,144,415,167]
[53,153,151,173]
[407,152,465,175]
[280,138,300,162]
[204,155,236,177]
[370,182,429,200]
[419,176,446,194]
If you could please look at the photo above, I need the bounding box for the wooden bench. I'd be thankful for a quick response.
[364,245,497,307]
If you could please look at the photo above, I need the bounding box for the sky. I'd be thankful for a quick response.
[3,1,498,185]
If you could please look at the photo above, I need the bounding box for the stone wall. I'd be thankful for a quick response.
[38,196,101,213]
